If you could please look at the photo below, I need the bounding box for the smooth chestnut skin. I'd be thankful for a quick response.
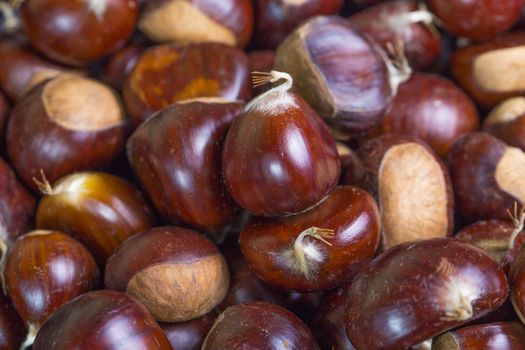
[380,73,479,157]
[345,238,509,350]
[7,74,128,191]
[350,0,442,70]
[0,293,25,350]
[433,322,525,350]
[160,312,216,350]
[447,132,525,224]
[35,171,155,265]
[240,186,380,291]
[33,290,173,350]
[101,42,148,90]
[124,42,251,127]
[5,230,99,332]
[139,0,253,48]
[253,0,343,49]
[428,0,523,40]
[20,0,139,66]
[127,100,242,235]
[105,226,229,322]
[202,302,320,350]
[483,97,525,152]
[509,246,525,323]
[274,16,391,133]
[0,157,35,244]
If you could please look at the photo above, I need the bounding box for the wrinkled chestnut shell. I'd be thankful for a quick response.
[33,290,173,350]
[0,293,25,350]
[433,322,525,349]
[127,100,242,235]
[253,0,343,49]
[240,186,380,291]
[160,312,216,350]
[202,302,320,350]
[123,42,251,127]
[346,238,509,350]
[101,42,148,90]
[381,73,479,157]
[20,0,139,66]
[5,230,99,327]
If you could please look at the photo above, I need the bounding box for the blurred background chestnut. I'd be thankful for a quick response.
[100,41,148,91]
[160,312,216,350]
[483,97,525,152]
[0,293,25,350]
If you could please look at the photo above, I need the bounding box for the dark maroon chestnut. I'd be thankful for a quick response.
[33,290,173,350]
[20,0,139,66]
[123,42,251,127]
[202,302,320,350]
[345,238,509,350]
[0,293,25,350]
[483,97,525,152]
[240,186,380,291]
[248,50,275,96]
[160,312,216,350]
[139,0,253,48]
[7,74,128,191]
[105,226,229,322]
[222,71,340,216]
[380,72,479,157]
[338,144,365,187]
[0,90,8,139]
[509,244,525,323]
[447,132,525,223]
[428,0,523,40]
[5,230,99,345]
[433,322,525,349]
[127,99,242,237]
[35,171,155,265]
[274,16,391,133]
[253,0,343,49]
[101,42,148,90]
[350,0,441,70]
[358,134,454,249]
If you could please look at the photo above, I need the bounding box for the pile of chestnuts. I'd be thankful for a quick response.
[1,0,525,349]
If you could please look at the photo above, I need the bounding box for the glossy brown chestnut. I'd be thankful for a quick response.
[5,230,98,344]
[160,312,216,350]
[0,293,25,350]
[350,0,441,70]
[274,16,391,133]
[7,74,127,191]
[33,290,173,350]
[202,302,320,350]
[451,32,525,109]
[433,322,525,350]
[253,0,343,49]
[240,186,380,291]
[35,171,155,265]
[123,42,251,127]
[101,42,148,90]
[139,0,253,48]
[380,73,479,157]
[483,97,525,152]
[127,99,242,236]
[105,226,229,322]
[428,0,523,40]
[447,132,525,223]
[358,134,454,249]
[509,244,525,324]
[345,238,509,350]
[222,71,340,216]
[20,0,139,66]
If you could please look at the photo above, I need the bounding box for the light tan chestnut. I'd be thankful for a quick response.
[105,226,229,322]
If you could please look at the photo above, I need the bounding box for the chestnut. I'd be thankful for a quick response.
[5,230,99,346]
[101,41,148,90]
[509,243,525,324]
[0,293,25,350]
[7,74,128,191]
[345,238,509,350]
[0,90,8,140]
[222,71,340,216]
[428,0,523,40]
[274,16,391,133]
[139,0,253,48]
[248,50,275,96]
[105,226,229,322]
[35,171,155,266]
[483,97,525,152]
[160,312,216,350]
[33,290,173,350]
[447,132,525,224]
[201,301,320,350]
[20,0,139,66]
[123,42,251,127]
[339,145,366,187]
[240,186,380,291]
[350,0,442,70]
[433,322,525,349]
[253,0,343,49]
[358,134,454,249]
[127,99,242,237]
